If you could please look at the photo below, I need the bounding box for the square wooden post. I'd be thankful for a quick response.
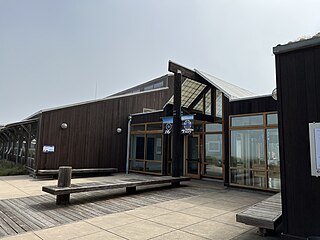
[172,71,182,177]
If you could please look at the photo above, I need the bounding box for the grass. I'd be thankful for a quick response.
[0,160,28,176]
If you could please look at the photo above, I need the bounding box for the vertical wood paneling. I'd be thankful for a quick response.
[275,45,320,239]
[36,78,174,172]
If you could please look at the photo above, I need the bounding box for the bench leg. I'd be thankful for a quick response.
[56,194,70,205]
[126,186,136,194]
[171,181,180,187]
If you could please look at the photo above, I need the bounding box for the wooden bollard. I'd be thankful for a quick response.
[56,166,72,205]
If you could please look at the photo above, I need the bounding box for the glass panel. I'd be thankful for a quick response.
[131,125,145,132]
[146,162,161,173]
[146,134,162,160]
[147,124,162,131]
[193,98,203,112]
[186,135,200,175]
[215,89,223,118]
[231,168,245,185]
[231,115,263,127]
[153,81,164,89]
[230,130,265,168]
[204,134,223,177]
[205,89,211,115]
[231,169,266,188]
[144,84,153,91]
[194,123,203,133]
[130,160,144,171]
[267,114,278,125]
[187,161,198,175]
[130,134,145,159]
[267,128,280,170]
[206,123,222,132]
[29,139,36,158]
[268,171,281,189]
[14,141,19,156]
[181,79,207,108]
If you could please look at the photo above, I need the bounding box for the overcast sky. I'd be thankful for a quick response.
[0,0,319,124]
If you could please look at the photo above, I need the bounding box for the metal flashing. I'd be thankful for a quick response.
[273,37,320,54]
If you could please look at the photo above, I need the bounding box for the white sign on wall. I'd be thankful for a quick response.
[43,145,55,153]
[309,123,320,177]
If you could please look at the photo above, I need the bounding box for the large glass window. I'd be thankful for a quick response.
[129,123,163,175]
[231,115,263,127]
[230,112,279,191]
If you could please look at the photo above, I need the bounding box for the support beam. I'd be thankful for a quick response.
[187,85,211,111]
[172,71,182,177]
[168,61,207,85]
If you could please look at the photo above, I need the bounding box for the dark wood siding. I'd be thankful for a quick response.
[275,44,320,239]
[37,78,174,172]
[229,96,277,115]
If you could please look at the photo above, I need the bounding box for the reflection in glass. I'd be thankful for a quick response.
[231,169,266,188]
[267,129,280,170]
[186,135,200,175]
[146,134,162,160]
[146,162,161,173]
[231,115,263,127]
[130,134,145,159]
[267,114,278,125]
[204,134,223,178]
[147,124,162,131]
[216,90,223,118]
[131,125,145,132]
[206,123,222,132]
[230,130,265,169]
[205,90,211,115]
[131,160,144,171]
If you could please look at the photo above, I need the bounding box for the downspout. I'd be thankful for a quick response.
[126,115,132,174]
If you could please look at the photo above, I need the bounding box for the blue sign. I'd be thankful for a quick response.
[162,117,173,134]
[181,115,194,134]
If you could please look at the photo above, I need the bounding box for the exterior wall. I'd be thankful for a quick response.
[35,76,174,172]
[275,42,320,239]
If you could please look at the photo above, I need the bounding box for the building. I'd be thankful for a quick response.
[274,35,320,239]
[0,61,279,191]
[0,74,174,174]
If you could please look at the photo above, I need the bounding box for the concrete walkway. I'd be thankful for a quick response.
[0,174,281,240]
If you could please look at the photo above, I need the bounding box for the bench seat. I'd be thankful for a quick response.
[42,176,190,205]
[236,193,282,235]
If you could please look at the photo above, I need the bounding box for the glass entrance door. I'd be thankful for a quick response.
[186,135,201,178]
[203,134,223,178]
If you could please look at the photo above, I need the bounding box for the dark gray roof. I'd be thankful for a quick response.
[273,33,320,54]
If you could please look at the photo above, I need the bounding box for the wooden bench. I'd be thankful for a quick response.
[236,193,282,235]
[42,168,190,205]
[37,168,118,176]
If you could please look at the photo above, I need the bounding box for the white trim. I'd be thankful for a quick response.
[130,109,164,116]
[229,94,273,102]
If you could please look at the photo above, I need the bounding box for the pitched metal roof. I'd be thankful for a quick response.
[195,70,257,100]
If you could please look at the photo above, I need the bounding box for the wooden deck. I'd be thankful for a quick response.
[0,181,200,238]
[236,193,282,231]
